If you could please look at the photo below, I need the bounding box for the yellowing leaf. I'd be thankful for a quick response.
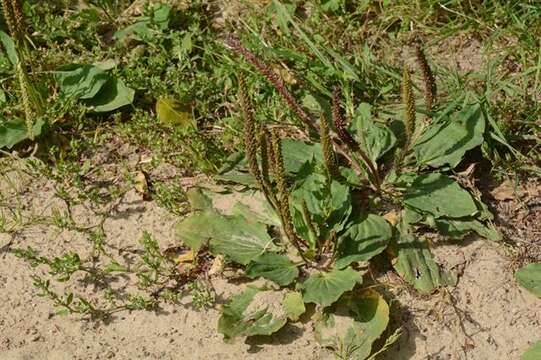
[383,210,398,226]
[176,250,195,264]
[490,181,515,201]
[156,97,195,129]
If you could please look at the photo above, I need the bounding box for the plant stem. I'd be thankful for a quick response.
[332,87,381,190]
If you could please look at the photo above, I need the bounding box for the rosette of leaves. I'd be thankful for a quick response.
[175,85,395,358]
[175,29,503,357]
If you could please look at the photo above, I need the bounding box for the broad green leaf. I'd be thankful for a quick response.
[198,187,280,226]
[414,104,485,168]
[55,64,109,99]
[215,169,256,187]
[218,287,289,342]
[291,173,351,248]
[0,117,44,149]
[352,103,397,162]
[185,188,212,211]
[314,289,390,360]
[283,291,305,321]
[301,267,361,307]
[403,173,478,218]
[435,218,502,241]
[340,167,362,187]
[246,253,298,286]
[515,263,541,298]
[522,341,541,360]
[155,97,195,129]
[209,215,278,265]
[0,118,28,149]
[176,208,278,263]
[215,140,322,187]
[86,78,134,112]
[0,31,18,66]
[392,227,456,293]
[282,138,323,174]
[336,214,392,269]
[175,210,219,252]
[150,3,171,29]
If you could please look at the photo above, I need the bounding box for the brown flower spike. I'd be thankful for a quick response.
[238,76,263,189]
[225,34,317,133]
[402,65,416,142]
[415,44,437,113]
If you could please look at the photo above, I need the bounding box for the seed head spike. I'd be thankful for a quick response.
[415,43,436,113]
[238,76,263,189]
[225,34,317,133]
[402,65,416,141]
[332,86,359,150]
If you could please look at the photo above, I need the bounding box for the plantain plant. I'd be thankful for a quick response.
[0,0,44,144]
[175,30,501,359]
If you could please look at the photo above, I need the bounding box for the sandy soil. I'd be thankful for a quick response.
[0,156,539,360]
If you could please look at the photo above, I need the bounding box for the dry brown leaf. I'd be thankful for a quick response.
[491,181,515,201]
[208,255,225,276]
[176,250,195,264]
[383,210,398,226]
[134,171,149,200]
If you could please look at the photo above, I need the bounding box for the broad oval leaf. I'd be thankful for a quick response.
[352,103,397,162]
[208,215,278,265]
[155,97,195,129]
[392,225,456,293]
[0,31,18,66]
[403,173,478,218]
[218,287,289,343]
[55,64,109,99]
[291,174,352,248]
[515,263,541,298]
[86,78,135,112]
[283,291,305,321]
[246,253,299,286]
[282,138,323,174]
[215,140,322,187]
[0,117,44,149]
[314,289,390,360]
[435,218,502,241]
[175,210,278,264]
[301,267,361,307]
[336,214,392,269]
[175,210,218,252]
[414,104,485,168]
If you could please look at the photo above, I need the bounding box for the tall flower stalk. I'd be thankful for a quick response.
[402,65,416,144]
[225,34,317,133]
[1,0,40,139]
[332,87,380,189]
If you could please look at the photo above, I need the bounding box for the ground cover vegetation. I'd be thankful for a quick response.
[1,0,540,358]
